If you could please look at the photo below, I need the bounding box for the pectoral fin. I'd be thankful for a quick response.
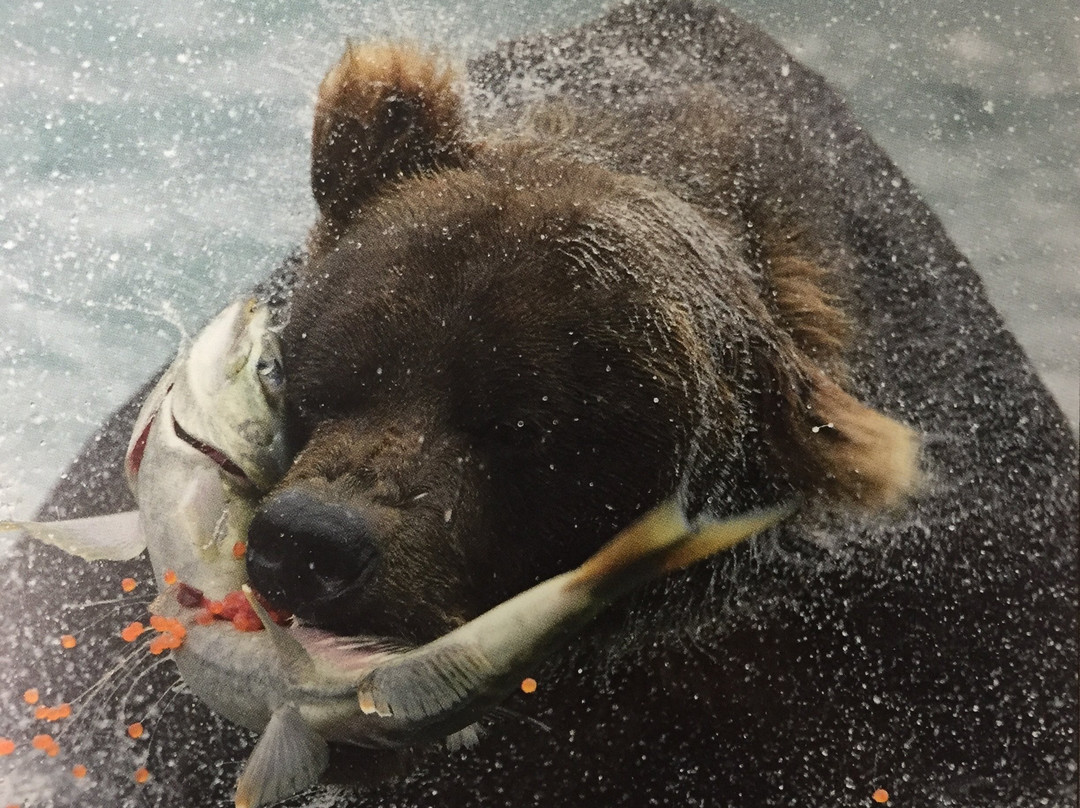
[357,644,494,723]
[241,585,316,683]
[0,511,145,561]
[445,723,482,751]
[234,703,329,808]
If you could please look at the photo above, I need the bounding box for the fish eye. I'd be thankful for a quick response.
[256,356,285,397]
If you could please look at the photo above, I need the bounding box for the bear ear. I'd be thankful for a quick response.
[310,43,471,239]
[768,361,921,511]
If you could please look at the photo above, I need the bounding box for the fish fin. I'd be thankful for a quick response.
[234,703,329,808]
[445,722,481,752]
[358,644,494,722]
[569,499,796,598]
[569,497,689,590]
[658,502,798,574]
[172,472,229,554]
[0,511,145,561]
[240,585,317,683]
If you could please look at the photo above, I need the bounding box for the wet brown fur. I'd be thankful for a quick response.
[278,43,920,641]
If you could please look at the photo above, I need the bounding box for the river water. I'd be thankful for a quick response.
[1,0,1077,521]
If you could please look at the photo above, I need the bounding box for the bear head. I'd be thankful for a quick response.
[245,43,919,643]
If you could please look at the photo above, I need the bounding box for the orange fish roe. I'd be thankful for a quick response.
[121,577,138,593]
[520,677,538,694]
[232,610,263,632]
[872,789,890,804]
[173,578,291,633]
[72,764,87,779]
[34,699,72,721]
[162,569,177,585]
[31,733,59,757]
[148,634,181,655]
[34,703,71,722]
[221,591,248,620]
[134,767,150,784]
[0,738,15,756]
[127,722,144,740]
[60,634,77,649]
[146,613,187,654]
[148,615,186,638]
[121,621,146,643]
[232,540,247,559]
[23,688,39,705]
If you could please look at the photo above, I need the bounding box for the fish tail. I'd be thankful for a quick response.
[569,498,689,590]
[233,703,328,808]
[569,499,794,597]
[654,503,797,575]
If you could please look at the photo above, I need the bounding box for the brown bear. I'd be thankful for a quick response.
[245,41,921,642]
[1,2,1075,807]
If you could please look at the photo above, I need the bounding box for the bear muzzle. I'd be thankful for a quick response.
[245,488,382,631]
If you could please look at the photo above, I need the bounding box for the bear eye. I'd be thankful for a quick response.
[256,356,285,397]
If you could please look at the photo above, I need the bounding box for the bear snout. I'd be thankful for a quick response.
[246,488,382,631]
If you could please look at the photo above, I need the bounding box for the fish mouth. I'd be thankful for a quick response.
[171,414,252,487]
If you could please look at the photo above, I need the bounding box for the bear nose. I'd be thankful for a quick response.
[245,489,380,628]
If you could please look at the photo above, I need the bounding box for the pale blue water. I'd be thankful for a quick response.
[1,0,1077,521]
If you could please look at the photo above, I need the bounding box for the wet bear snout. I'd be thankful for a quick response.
[245,488,381,629]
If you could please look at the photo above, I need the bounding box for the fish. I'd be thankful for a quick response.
[150,497,792,808]
[1,297,290,598]
[2,297,796,808]
[127,296,290,599]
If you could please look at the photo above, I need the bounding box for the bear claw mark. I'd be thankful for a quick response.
[310,42,471,253]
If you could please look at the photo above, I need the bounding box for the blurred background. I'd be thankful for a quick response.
[1,0,1076,520]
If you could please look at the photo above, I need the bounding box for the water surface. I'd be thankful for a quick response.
[1,0,1076,521]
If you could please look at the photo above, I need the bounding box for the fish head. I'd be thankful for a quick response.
[169,299,291,494]
[126,299,290,498]
[128,299,291,598]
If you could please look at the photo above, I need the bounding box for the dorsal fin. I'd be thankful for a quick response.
[241,585,317,683]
